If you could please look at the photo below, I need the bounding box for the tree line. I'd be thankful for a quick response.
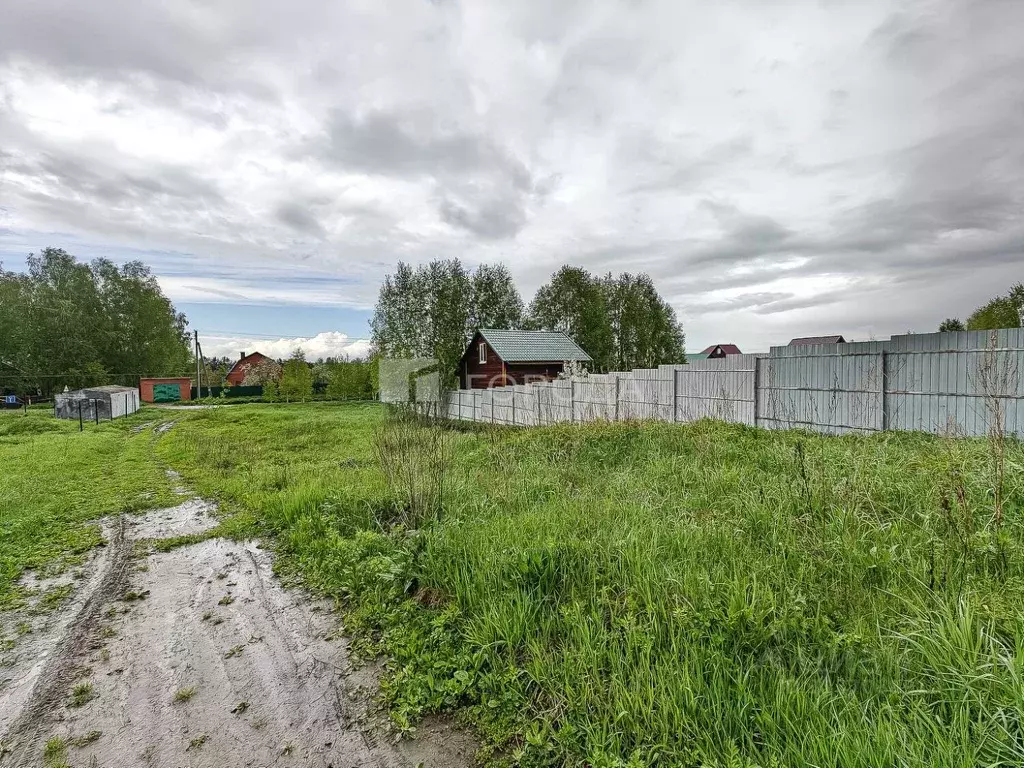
[370,260,685,381]
[0,248,192,397]
[940,283,1024,332]
[195,352,377,402]
[261,352,376,402]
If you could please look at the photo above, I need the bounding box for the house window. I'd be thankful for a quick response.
[478,342,487,363]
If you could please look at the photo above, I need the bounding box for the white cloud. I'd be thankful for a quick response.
[205,331,371,361]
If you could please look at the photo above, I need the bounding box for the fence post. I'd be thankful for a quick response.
[671,369,678,423]
[94,400,99,424]
[753,357,760,428]
[536,386,541,426]
[512,390,516,426]
[614,376,620,422]
[880,350,889,432]
[78,400,83,432]
[570,379,576,423]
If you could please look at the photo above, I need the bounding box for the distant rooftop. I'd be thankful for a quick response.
[475,329,592,363]
[700,343,742,355]
[788,335,847,346]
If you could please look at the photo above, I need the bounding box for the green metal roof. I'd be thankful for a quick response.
[476,329,592,363]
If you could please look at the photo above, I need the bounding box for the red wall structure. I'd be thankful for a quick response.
[139,377,193,403]
[226,352,278,386]
[460,338,564,389]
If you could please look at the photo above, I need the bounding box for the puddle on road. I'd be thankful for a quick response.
[0,482,475,768]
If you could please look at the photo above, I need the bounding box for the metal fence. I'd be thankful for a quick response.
[425,329,1024,438]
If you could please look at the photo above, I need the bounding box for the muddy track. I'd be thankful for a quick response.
[0,492,475,767]
[1,517,133,751]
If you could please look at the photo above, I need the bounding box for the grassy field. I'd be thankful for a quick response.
[150,403,1024,767]
[4,403,1024,766]
[0,410,177,611]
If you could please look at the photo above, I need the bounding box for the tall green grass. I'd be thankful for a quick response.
[0,409,177,610]
[156,404,1024,767]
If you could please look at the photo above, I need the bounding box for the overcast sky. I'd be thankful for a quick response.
[1,0,1022,357]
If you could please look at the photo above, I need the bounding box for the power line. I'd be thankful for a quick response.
[198,328,371,341]
[0,372,194,379]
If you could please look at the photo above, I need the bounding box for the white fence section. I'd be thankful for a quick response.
[425,329,1024,438]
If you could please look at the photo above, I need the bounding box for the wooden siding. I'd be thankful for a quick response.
[459,337,566,389]
[461,338,506,388]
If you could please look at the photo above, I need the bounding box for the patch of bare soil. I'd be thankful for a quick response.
[128,498,217,540]
[0,494,475,767]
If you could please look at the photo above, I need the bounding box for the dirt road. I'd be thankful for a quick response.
[0,482,473,767]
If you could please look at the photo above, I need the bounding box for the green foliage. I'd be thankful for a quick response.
[371,260,683,377]
[529,266,615,369]
[604,272,686,368]
[262,379,280,402]
[371,260,525,383]
[240,356,282,386]
[279,349,314,402]
[0,410,177,610]
[965,282,1023,331]
[151,405,1024,767]
[470,263,524,330]
[0,248,191,397]
[939,317,966,332]
[323,359,376,400]
[530,267,685,370]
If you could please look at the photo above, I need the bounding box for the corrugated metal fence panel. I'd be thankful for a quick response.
[538,380,572,424]
[574,375,615,421]
[513,385,537,426]
[673,355,756,425]
[887,345,1024,437]
[489,387,514,425]
[444,391,458,420]
[424,329,1024,437]
[619,369,669,421]
[758,353,883,433]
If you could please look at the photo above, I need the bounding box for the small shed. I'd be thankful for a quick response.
[459,329,592,389]
[55,386,140,421]
[140,377,193,403]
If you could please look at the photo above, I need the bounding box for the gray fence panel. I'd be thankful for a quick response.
[423,330,1024,437]
[674,354,756,426]
[758,353,883,433]
[887,346,1024,437]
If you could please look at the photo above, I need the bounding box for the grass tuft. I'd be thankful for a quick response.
[173,686,197,704]
[68,681,96,708]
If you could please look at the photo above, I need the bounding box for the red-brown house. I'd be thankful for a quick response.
[700,343,743,358]
[225,351,280,386]
[459,329,592,389]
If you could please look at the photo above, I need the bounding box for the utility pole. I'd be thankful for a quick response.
[195,330,201,401]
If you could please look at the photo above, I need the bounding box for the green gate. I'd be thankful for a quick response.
[153,383,181,402]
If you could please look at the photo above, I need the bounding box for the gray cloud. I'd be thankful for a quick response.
[438,194,527,240]
[319,110,529,185]
[275,202,327,239]
[1,0,1023,351]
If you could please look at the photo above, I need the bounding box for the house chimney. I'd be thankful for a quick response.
[240,351,246,360]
